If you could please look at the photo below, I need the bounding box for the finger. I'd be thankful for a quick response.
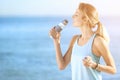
[83,59,89,67]
[83,58,92,67]
[87,60,92,67]
[89,62,93,67]
[85,56,92,63]
[49,31,56,39]
[50,29,57,35]
[84,58,90,63]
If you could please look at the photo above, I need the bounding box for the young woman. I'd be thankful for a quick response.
[49,2,116,80]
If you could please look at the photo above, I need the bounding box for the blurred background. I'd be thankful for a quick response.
[0,0,120,80]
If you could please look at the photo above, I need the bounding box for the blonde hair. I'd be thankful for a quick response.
[79,3,110,44]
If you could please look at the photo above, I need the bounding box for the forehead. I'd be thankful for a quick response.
[75,9,81,13]
[76,9,82,14]
[75,9,83,15]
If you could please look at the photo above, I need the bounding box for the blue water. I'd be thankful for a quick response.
[0,16,120,80]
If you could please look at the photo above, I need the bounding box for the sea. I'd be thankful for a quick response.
[0,16,120,80]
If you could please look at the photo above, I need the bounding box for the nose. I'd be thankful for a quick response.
[72,14,75,19]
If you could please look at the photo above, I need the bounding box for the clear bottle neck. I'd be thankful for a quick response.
[58,23,65,29]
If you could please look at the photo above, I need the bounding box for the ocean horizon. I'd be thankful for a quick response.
[0,16,120,80]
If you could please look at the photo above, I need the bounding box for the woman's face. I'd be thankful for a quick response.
[72,9,83,27]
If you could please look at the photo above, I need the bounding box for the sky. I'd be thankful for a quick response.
[0,0,120,17]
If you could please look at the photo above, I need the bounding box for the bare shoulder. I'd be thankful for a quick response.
[93,35,109,56]
[72,35,79,41]
[94,35,107,47]
[69,35,79,47]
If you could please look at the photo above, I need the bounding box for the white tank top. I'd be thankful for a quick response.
[71,34,102,80]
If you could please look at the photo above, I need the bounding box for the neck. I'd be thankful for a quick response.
[79,25,94,39]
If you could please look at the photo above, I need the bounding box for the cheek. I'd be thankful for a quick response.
[73,18,82,26]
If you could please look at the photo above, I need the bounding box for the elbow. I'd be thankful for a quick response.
[58,66,65,70]
[111,69,117,74]
[110,67,117,74]
[58,65,65,70]
[57,61,66,70]
[110,71,116,74]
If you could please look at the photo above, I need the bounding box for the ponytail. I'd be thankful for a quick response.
[78,2,110,44]
[96,21,110,44]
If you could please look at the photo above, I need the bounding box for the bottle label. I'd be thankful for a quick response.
[58,23,65,29]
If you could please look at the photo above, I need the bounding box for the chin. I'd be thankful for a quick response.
[73,23,79,27]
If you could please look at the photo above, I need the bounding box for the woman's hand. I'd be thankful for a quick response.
[82,56,97,68]
[49,27,61,41]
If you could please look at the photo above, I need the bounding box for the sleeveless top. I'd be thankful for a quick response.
[71,34,102,80]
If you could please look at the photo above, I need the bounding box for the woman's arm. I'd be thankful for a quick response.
[93,36,116,74]
[49,28,78,70]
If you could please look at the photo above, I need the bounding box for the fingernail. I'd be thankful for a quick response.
[85,57,87,59]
